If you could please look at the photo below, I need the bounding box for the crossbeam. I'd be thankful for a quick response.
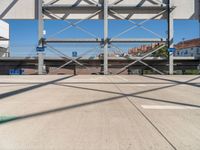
[42,4,167,15]
[45,38,166,43]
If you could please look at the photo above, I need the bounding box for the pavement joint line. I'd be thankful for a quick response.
[141,105,200,110]
[107,76,177,150]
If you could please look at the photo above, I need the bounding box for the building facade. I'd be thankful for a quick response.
[0,20,9,57]
[128,43,161,56]
[175,38,200,58]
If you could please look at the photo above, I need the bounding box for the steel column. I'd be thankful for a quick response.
[38,0,45,75]
[168,0,174,75]
[104,0,108,75]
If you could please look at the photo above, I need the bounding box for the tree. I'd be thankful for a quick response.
[152,46,168,58]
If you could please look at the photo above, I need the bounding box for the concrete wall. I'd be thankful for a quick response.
[0,20,9,39]
[0,20,9,57]
[0,58,199,75]
[0,0,199,20]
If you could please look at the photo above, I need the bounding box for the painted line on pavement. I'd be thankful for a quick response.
[141,105,200,110]
[116,75,128,81]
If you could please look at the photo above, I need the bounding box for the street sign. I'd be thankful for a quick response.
[36,46,45,52]
[168,48,176,53]
[72,51,78,57]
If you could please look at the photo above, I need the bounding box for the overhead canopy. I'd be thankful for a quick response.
[0,0,199,20]
[0,20,9,41]
[0,20,9,57]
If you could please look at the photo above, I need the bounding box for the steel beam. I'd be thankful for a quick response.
[43,4,166,10]
[104,0,108,75]
[45,38,102,43]
[38,0,175,75]
[38,0,45,75]
[168,0,174,75]
[42,4,167,17]
[0,38,9,41]
[110,38,166,43]
[45,38,166,43]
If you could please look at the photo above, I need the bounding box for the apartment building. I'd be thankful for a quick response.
[175,38,200,58]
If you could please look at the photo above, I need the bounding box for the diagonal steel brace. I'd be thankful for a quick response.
[46,44,84,66]
[109,9,167,40]
[117,44,166,74]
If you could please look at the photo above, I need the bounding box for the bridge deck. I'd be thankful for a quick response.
[0,75,200,150]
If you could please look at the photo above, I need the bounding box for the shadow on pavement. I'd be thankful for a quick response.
[0,75,74,100]
[0,76,199,125]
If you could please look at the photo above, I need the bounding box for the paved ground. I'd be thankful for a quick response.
[0,75,199,150]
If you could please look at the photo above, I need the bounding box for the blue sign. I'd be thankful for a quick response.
[36,46,45,52]
[168,48,176,53]
[72,51,78,57]
[9,69,24,75]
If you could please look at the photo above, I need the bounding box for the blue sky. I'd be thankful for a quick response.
[6,20,200,57]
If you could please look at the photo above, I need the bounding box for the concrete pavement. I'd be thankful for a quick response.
[0,75,199,150]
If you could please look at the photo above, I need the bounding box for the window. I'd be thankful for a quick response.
[197,48,200,54]
[184,50,188,55]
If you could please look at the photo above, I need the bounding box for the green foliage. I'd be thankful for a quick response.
[152,46,169,58]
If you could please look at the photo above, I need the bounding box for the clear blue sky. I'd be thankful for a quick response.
[6,20,200,57]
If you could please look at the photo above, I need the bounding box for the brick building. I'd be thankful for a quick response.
[128,43,161,56]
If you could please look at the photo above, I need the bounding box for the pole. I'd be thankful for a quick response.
[167,0,174,75]
[38,0,45,75]
[104,0,108,75]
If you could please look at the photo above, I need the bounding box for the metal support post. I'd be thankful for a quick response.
[38,0,45,75]
[167,0,174,75]
[104,0,108,75]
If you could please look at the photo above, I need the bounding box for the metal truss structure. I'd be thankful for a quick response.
[37,0,176,75]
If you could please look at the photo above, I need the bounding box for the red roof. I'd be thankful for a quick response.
[175,38,200,50]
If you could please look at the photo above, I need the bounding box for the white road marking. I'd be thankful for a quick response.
[134,84,147,87]
[68,77,104,81]
[116,75,128,81]
[128,84,165,87]
[141,105,200,110]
